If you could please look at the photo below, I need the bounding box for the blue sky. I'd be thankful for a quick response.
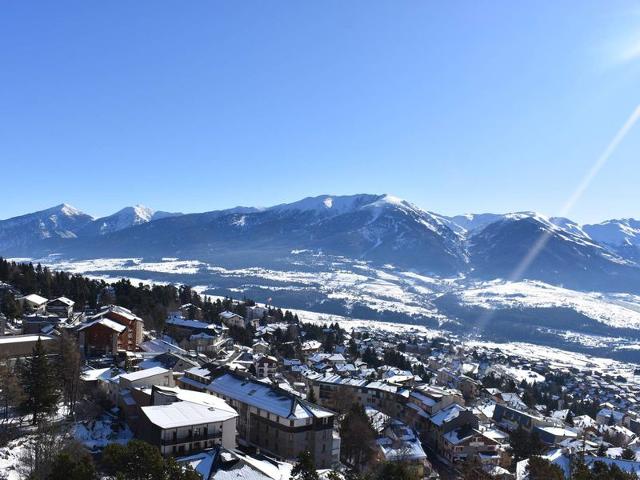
[1,1,640,223]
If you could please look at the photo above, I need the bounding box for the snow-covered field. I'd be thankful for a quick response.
[457,279,640,330]
[16,254,640,359]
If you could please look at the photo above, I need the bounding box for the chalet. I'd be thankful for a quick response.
[219,311,257,329]
[492,404,546,432]
[253,354,278,378]
[78,305,144,354]
[426,404,479,460]
[77,317,128,356]
[177,367,212,392]
[367,407,432,478]
[116,367,175,424]
[441,425,501,465]
[18,293,48,313]
[45,296,74,318]
[138,351,201,373]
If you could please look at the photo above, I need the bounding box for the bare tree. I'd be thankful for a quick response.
[57,331,82,417]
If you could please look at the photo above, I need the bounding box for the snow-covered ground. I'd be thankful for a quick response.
[16,255,640,357]
[457,279,640,330]
[73,413,133,450]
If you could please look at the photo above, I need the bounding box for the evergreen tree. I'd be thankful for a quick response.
[291,451,319,480]
[348,337,358,358]
[509,426,544,462]
[621,447,636,461]
[373,461,420,480]
[102,440,199,480]
[19,338,59,425]
[0,291,22,319]
[339,403,377,471]
[47,452,97,480]
[526,456,563,480]
[461,454,493,479]
[307,386,317,403]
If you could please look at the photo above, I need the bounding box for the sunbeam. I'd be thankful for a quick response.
[472,103,640,335]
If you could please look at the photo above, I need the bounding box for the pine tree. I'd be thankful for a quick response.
[339,403,377,471]
[47,452,97,480]
[19,338,60,425]
[307,386,317,403]
[526,456,564,480]
[291,451,319,480]
[621,447,636,460]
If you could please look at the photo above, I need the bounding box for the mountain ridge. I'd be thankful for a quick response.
[1,194,638,293]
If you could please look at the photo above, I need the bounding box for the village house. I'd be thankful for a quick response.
[45,296,75,318]
[219,310,258,329]
[18,293,48,313]
[77,305,144,355]
[253,354,278,378]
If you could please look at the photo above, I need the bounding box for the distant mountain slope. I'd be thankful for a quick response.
[41,194,467,275]
[444,213,507,234]
[584,219,640,263]
[0,204,93,251]
[77,205,182,236]
[469,214,639,292]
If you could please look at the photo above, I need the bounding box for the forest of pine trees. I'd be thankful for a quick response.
[0,257,251,331]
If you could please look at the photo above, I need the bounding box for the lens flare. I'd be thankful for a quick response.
[472,104,640,335]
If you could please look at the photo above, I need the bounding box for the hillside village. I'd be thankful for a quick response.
[1,260,640,479]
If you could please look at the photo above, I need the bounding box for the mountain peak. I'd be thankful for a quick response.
[46,203,88,218]
[268,193,385,215]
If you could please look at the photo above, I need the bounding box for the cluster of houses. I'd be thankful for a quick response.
[3,288,640,479]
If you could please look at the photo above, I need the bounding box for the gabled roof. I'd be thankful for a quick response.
[208,372,333,420]
[78,317,127,333]
[430,403,468,426]
[21,294,48,306]
[48,296,74,306]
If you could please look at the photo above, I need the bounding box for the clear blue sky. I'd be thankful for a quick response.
[2,1,640,223]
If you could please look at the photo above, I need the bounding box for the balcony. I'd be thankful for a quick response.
[162,430,222,446]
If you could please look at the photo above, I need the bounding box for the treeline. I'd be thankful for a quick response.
[0,258,251,331]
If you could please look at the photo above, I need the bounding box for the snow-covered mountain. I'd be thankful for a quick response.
[4,195,640,360]
[583,219,640,263]
[1,195,638,293]
[77,205,182,236]
[443,213,507,234]
[0,203,94,251]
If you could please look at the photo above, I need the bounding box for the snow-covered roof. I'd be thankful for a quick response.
[166,317,216,330]
[139,338,188,355]
[21,294,48,305]
[142,399,237,429]
[48,296,74,306]
[430,404,467,426]
[209,373,333,420]
[78,317,126,333]
[0,334,55,345]
[120,366,169,382]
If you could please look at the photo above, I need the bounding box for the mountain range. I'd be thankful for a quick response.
[1,194,639,293]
